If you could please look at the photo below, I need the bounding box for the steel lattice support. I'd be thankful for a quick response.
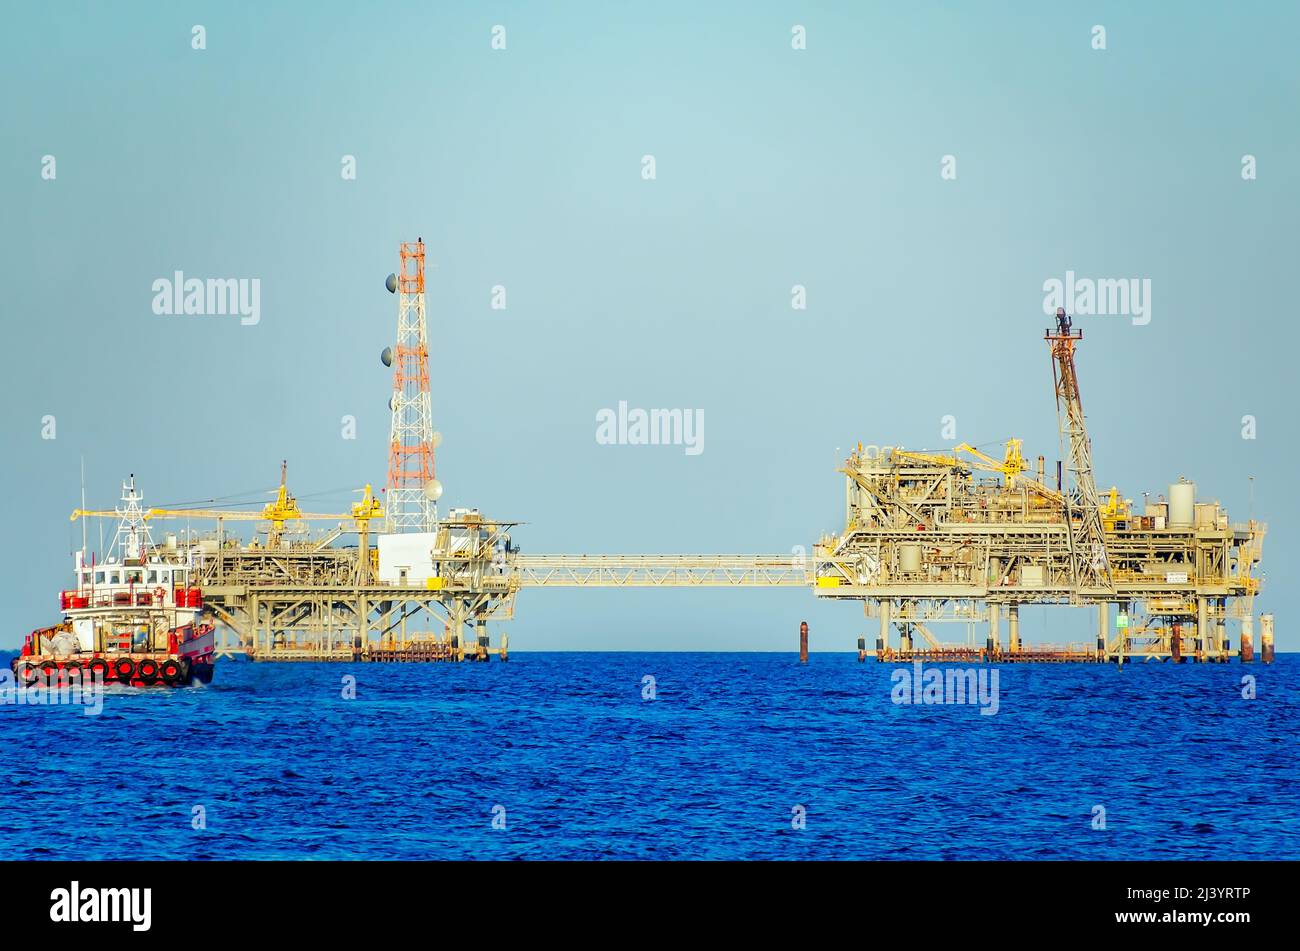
[386,239,437,532]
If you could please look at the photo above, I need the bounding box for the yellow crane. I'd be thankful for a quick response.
[73,463,385,552]
[891,448,967,469]
[140,461,304,546]
[892,439,1065,506]
[350,483,383,525]
[954,440,1028,484]
[350,483,383,583]
[1100,486,1132,528]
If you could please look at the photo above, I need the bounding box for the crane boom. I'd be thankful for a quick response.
[73,468,384,554]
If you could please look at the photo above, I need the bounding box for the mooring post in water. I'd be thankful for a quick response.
[1170,623,1182,664]
[799,620,808,663]
[1261,614,1274,664]
[857,635,866,663]
[1240,615,1254,663]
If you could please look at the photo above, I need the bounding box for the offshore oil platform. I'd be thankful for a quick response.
[64,240,1272,665]
[814,309,1270,664]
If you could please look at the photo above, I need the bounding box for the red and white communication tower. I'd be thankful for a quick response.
[383,238,442,532]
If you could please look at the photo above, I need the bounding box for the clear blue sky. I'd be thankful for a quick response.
[3,2,1296,649]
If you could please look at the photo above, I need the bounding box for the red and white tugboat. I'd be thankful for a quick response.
[10,476,216,689]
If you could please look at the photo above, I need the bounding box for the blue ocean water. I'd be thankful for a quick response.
[1,652,1296,860]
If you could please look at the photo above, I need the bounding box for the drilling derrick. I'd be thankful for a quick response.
[386,239,439,532]
[1046,308,1113,593]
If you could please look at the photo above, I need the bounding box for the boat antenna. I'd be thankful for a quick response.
[80,455,87,560]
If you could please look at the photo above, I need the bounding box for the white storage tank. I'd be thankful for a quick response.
[899,544,922,573]
[1168,480,1195,528]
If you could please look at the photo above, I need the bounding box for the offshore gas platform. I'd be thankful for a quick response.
[814,309,1270,664]
[65,242,1272,664]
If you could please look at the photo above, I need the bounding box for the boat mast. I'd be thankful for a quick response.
[80,456,88,564]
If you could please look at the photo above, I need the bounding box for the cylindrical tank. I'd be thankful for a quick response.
[1169,480,1195,528]
[899,544,922,573]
